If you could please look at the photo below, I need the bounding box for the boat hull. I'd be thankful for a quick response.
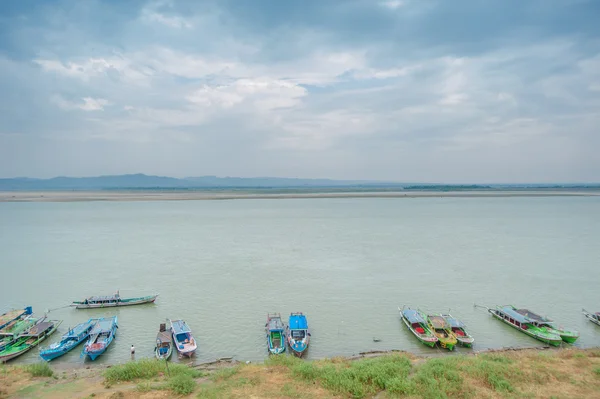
[584,314,600,327]
[73,295,158,309]
[456,337,475,347]
[490,310,562,346]
[559,334,579,344]
[0,322,60,363]
[400,313,437,348]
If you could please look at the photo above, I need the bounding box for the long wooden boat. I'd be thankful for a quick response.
[170,319,197,357]
[266,313,286,355]
[0,319,62,363]
[72,291,158,309]
[582,309,600,327]
[82,316,118,361]
[0,306,32,330]
[154,323,173,360]
[287,312,310,357]
[440,313,474,347]
[399,307,438,347]
[513,307,579,343]
[426,314,457,351]
[0,316,44,352]
[488,305,563,346]
[40,318,98,361]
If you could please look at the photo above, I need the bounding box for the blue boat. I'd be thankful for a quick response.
[0,306,32,330]
[82,316,118,360]
[266,313,285,355]
[169,319,197,358]
[40,319,98,361]
[287,312,310,357]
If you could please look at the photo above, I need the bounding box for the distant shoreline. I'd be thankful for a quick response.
[1,189,599,202]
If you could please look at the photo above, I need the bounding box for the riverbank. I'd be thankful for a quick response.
[1,189,599,202]
[2,348,599,398]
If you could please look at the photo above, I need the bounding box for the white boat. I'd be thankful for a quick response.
[169,319,197,357]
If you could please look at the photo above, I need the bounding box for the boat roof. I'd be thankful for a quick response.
[0,308,30,324]
[22,321,53,337]
[516,309,549,322]
[87,295,119,301]
[403,309,425,324]
[267,317,284,331]
[446,317,465,328]
[428,315,446,328]
[499,306,532,324]
[157,330,171,343]
[289,314,307,329]
[90,317,116,334]
[64,320,96,338]
[171,320,191,334]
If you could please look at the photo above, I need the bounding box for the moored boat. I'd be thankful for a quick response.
[170,319,197,357]
[40,318,98,361]
[287,312,310,357]
[154,323,173,360]
[0,319,62,363]
[0,316,42,352]
[426,314,457,351]
[514,307,579,344]
[582,309,600,327]
[72,291,158,309]
[399,307,438,348]
[82,316,118,361]
[440,313,474,347]
[0,306,32,330]
[487,305,563,346]
[266,313,286,355]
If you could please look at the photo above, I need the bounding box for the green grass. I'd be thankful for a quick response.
[103,359,203,384]
[593,367,600,376]
[25,362,54,377]
[210,365,240,381]
[463,354,522,393]
[168,374,196,395]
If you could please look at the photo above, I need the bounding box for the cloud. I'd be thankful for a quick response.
[1,0,599,181]
[51,95,110,111]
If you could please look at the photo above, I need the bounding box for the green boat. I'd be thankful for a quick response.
[0,319,62,363]
[0,316,44,352]
[488,305,563,346]
[399,307,438,348]
[426,314,457,351]
[512,307,579,344]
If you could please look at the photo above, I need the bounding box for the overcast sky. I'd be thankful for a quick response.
[1,0,599,182]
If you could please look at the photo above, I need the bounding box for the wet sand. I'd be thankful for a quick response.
[1,190,599,202]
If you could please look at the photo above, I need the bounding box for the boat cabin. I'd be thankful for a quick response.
[83,294,121,305]
[172,320,193,343]
[446,318,467,336]
[403,309,428,334]
[156,328,171,356]
[497,306,537,329]
[20,321,53,343]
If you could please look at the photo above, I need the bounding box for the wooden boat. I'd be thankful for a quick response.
[40,318,98,361]
[513,307,579,344]
[426,314,457,351]
[487,305,563,346]
[287,313,310,357]
[0,319,62,363]
[154,323,173,360]
[170,319,197,357]
[0,306,32,330]
[82,316,118,360]
[0,316,44,352]
[440,313,474,347]
[265,313,286,355]
[398,307,438,348]
[72,291,158,309]
[582,309,600,327]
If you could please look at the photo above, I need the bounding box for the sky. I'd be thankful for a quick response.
[0,0,599,182]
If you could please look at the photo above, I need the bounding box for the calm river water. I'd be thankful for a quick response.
[0,196,599,366]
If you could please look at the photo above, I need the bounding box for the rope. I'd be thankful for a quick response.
[45,304,73,313]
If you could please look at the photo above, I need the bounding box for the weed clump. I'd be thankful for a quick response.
[25,362,53,377]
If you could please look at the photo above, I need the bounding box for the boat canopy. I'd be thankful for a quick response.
[403,309,425,324]
[446,318,465,328]
[64,320,95,338]
[289,314,308,330]
[499,306,532,324]
[516,309,550,322]
[86,294,120,302]
[21,321,53,337]
[90,318,116,334]
[171,320,191,334]
[428,315,446,328]
[268,317,284,331]
[156,330,171,344]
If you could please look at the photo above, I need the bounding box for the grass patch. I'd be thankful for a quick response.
[104,359,203,384]
[168,374,196,395]
[25,362,53,377]
[463,354,523,393]
[410,357,467,398]
[210,366,240,381]
[593,367,600,376]
[197,383,228,399]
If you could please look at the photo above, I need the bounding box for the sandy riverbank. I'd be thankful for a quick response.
[1,189,599,202]
[2,347,600,398]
